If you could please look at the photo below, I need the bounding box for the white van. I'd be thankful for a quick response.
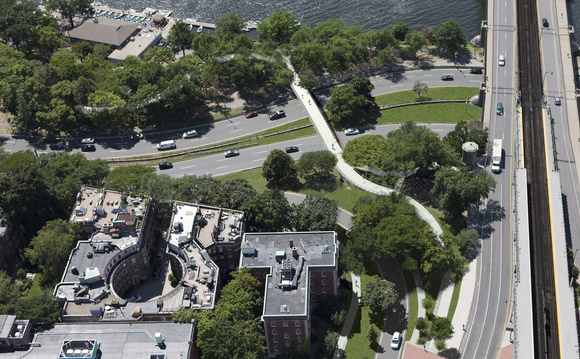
[156,140,176,151]
[499,55,505,66]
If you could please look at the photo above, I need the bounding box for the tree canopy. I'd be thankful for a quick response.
[45,0,93,28]
[443,119,489,156]
[296,150,338,190]
[326,76,377,127]
[342,135,389,170]
[243,189,292,232]
[432,20,466,53]
[292,195,337,231]
[258,10,300,45]
[262,149,298,189]
[168,20,193,55]
[362,278,398,315]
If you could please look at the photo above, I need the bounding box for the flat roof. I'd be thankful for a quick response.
[69,18,138,46]
[108,31,161,61]
[3,322,194,359]
[240,232,338,317]
[0,315,15,338]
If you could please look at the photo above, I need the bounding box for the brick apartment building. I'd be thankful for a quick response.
[239,232,338,357]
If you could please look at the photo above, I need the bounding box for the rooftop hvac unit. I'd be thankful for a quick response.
[155,333,163,346]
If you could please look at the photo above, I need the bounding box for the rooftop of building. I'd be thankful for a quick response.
[239,232,338,317]
[0,315,29,341]
[69,18,138,47]
[108,30,161,62]
[3,322,194,359]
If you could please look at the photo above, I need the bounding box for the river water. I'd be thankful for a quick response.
[101,0,578,40]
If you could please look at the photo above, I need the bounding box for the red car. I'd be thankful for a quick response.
[245,111,258,118]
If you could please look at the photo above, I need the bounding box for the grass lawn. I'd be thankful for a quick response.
[403,271,418,341]
[378,102,483,125]
[447,277,462,321]
[344,273,381,358]
[375,87,480,108]
[217,168,375,212]
[26,274,43,298]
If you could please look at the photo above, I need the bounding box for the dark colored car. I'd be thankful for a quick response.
[269,110,286,120]
[159,161,173,170]
[81,144,96,152]
[245,111,259,118]
[224,150,240,158]
[441,74,454,81]
[285,146,299,153]
[469,68,483,74]
[542,18,549,27]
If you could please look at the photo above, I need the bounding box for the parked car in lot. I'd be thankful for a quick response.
[81,144,96,152]
[269,110,286,120]
[542,18,549,27]
[245,111,258,118]
[81,138,95,144]
[224,150,240,158]
[391,332,401,350]
[158,161,173,170]
[469,68,483,74]
[182,130,198,139]
[126,295,142,302]
[344,128,360,136]
[441,74,454,81]
[555,96,561,105]
[285,146,299,153]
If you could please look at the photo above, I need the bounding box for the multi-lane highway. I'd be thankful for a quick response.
[0,69,481,159]
[157,124,455,177]
[460,0,516,357]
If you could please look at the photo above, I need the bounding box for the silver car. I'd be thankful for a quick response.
[344,128,360,136]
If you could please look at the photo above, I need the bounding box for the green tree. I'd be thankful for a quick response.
[362,278,398,315]
[71,41,94,61]
[143,46,175,64]
[429,317,454,340]
[216,12,246,35]
[45,0,94,28]
[73,76,97,105]
[215,179,257,209]
[192,33,219,59]
[457,228,480,256]
[432,166,496,218]
[342,135,389,169]
[326,78,376,127]
[443,119,489,156]
[36,98,76,134]
[412,80,429,101]
[323,331,339,358]
[432,20,466,52]
[416,317,429,334]
[243,189,292,232]
[37,26,64,60]
[173,269,266,358]
[367,326,378,344]
[293,195,337,231]
[258,10,300,45]
[0,271,18,305]
[296,150,337,190]
[391,22,409,41]
[405,31,428,57]
[88,90,126,107]
[2,292,61,324]
[262,149,298,189]
[168,20,193,56]
[25,220,80,286]
[106,165,155,192]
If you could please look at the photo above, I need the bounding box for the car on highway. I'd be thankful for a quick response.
[499,55,505,66]
[245,111,259,118]
[285,146,299,153]
[542,18,549,27]
[157,140,176,150]
[158,161,173,170]
[555,96,561,106]
[81,144,96,152]
[469,68,483,74]
[269,110,286,120]
[182,130,198,139]
[441,74,454,81]
[344,128,360,136]
[496,103,504,115]
[224,150,240,158]
[81,138,95,144]
[126,295,142,302]
[391,332,401,350]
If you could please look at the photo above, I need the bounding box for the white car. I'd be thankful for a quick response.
[390,331,401,350]
[555,96,561,106]
[498,55,505,66]
[344,128,360,136]
[182,130,198,139]
[81,138,95,144]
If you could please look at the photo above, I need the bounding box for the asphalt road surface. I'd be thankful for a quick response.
[460,0,516,358]
[156,124,455,177]
[0,69,481,159]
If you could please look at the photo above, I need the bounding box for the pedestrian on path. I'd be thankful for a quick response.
[308,100,311,105]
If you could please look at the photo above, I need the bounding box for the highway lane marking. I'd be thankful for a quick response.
[504,34,507,39]
[229,129,243,133]
[391,84,403,87]
[407,75,415,78]
[216,158,229,162]
[423,74,433,77]
[252,150,268,155]
[109,149,129,152]
[180,165,197,170]
[470,80,481,83]
[215,165,229,170]
[253,158,266,162]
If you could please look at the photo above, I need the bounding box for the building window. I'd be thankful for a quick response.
[228,252,233,258]
[285,340,291,347]
[296,328,301,335]
[270,322,276,328]
[322,287,327,294]
[272,337,278,343]
[284,333,290,339]
[272,329,277,335]
[295,320,300,327]
[321,271,326,277]
[322,279,327,285]
[274,345,279,352]
[283,321,288,327]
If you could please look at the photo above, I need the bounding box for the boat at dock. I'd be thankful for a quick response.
[197,25,203,33]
